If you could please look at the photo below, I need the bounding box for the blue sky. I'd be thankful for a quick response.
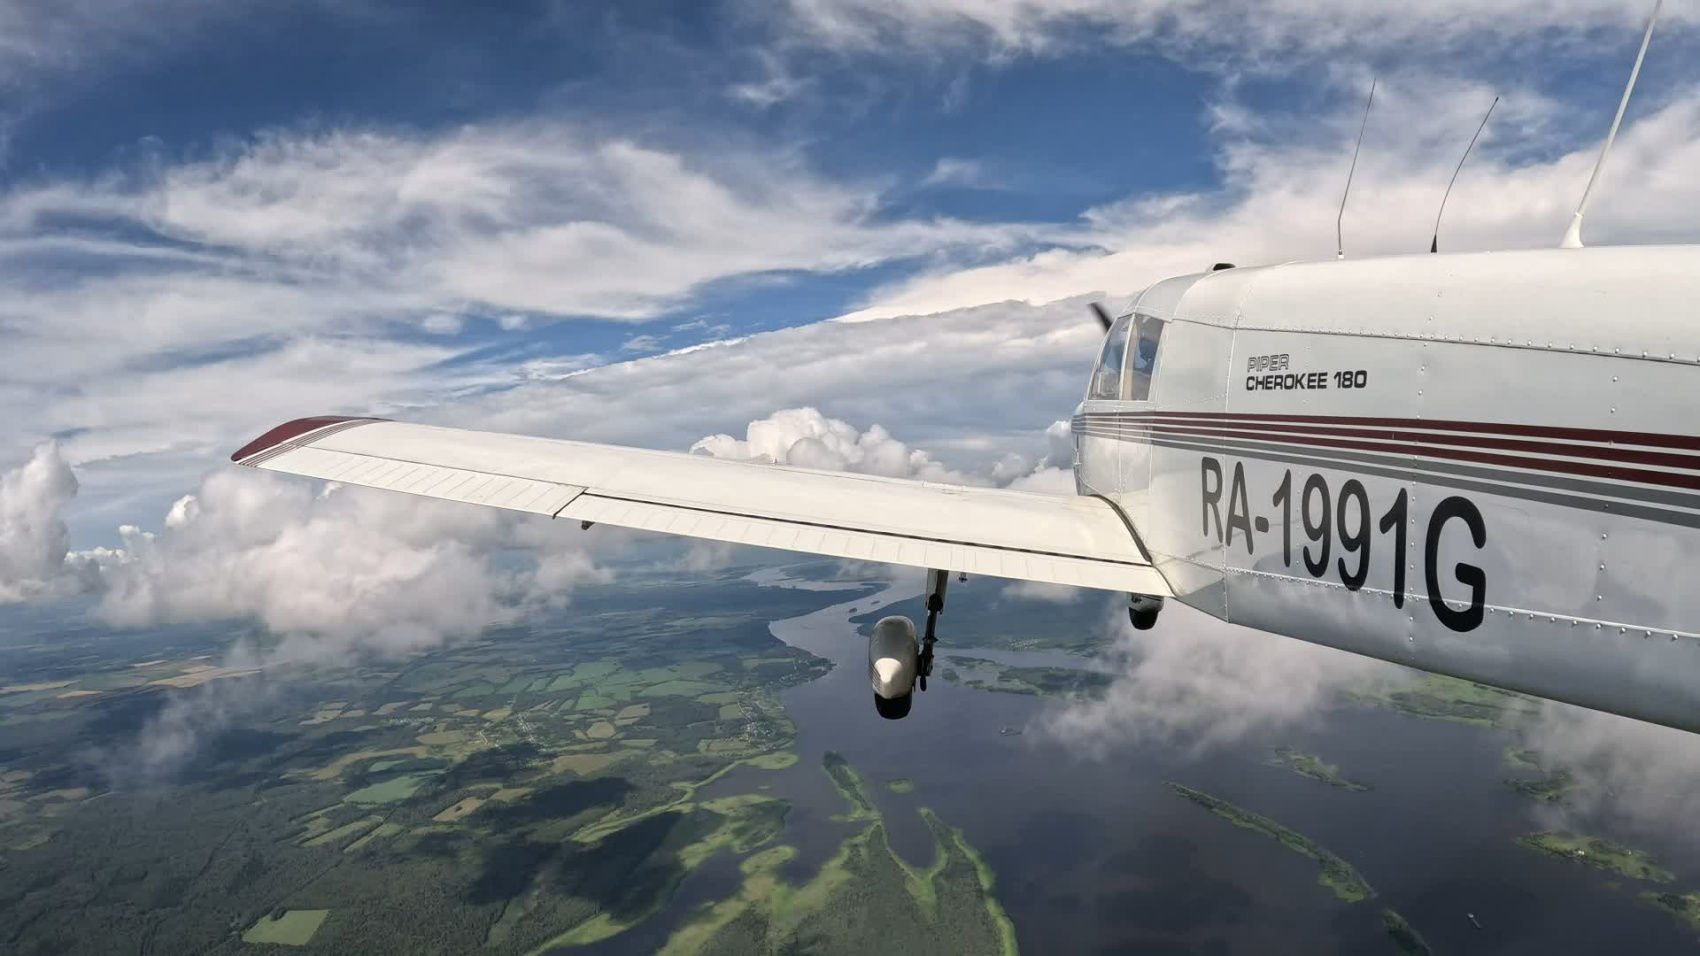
[1,0,1698,548]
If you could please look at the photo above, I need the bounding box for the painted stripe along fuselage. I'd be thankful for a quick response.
[1072,247,1700,733]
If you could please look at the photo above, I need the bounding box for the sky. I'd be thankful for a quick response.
[4,0,1700,809]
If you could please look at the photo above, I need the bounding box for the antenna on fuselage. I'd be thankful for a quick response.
[1337,78,1376,260]
[1559,0,1663,249]
[1430,96,1498,254]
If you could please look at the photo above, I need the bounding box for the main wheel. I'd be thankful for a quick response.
[1130,606,1160,630]
[873,693,913,720]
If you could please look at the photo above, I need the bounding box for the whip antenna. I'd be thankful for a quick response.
[1560,0,1663,249]
[1431,96,1499,254]
[1337,78,1376,260]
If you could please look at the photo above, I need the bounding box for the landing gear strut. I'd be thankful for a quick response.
[917,569,949,692]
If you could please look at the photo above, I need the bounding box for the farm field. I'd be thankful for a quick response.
[0,565,840,954]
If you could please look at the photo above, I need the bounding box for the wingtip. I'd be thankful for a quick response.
[230,416,380,463]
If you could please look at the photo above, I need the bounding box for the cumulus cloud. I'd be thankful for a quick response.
[691,406,1083,491]
[692,407,983,483]
[16,403,1065,674]
[76,469,611,665]
[1044,601,1390,754]
[0,443,94,603]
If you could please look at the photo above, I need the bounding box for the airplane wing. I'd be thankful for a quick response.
[231,417,1167,595]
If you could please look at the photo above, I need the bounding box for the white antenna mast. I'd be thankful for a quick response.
[1431,96,1498,254]
[1560,0,1663,249]
[1337,78,1376,260]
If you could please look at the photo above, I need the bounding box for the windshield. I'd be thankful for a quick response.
[1088,314,1133,400]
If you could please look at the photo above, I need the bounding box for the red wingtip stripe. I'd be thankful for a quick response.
[230,416,378,463]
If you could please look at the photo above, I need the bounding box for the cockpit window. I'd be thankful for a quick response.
[1124,314,1165,402]
[1087,314,1133,400]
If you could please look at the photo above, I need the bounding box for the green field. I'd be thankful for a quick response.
[345,771,440,805]
[243,909,330,945]
[0,566,840,955]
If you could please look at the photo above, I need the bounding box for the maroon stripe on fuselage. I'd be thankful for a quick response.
[1105,420,1700,473]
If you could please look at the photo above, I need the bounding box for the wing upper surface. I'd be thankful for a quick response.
[232,417,1167,595]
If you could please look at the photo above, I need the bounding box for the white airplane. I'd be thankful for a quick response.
[229,243,1700,728]
[235,6,1696,728]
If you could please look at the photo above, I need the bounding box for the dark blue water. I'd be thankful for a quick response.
[676,567,1700,954]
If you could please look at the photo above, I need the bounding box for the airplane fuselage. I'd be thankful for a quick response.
[1072,246,1700,732]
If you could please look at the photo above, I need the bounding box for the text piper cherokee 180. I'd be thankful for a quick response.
[230,9,1699,726]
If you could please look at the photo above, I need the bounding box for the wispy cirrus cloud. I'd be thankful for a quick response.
[771,0,1693,66]
[839,82,1700,321]
[0,120,1061,520]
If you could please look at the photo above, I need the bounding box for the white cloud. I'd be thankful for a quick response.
[1000,579,1080,602]
[620,334,664,354]
[421,312,464,335]
[837,82,1700,320]
[0,0,256,89]
[26,124,1035,322]
[0,119,1055,515]
[692,406,983,483]
[3,6,1697,603]
[70,467,613,666]
[95,672,280,784]
[774,0,1692,65]
[727,49,814,107]
[18,402,1067,666]
[447,297,1103,469]
[1515,702,1700,841]
[0,443,93,603]
[1044,600,1390,754]
[922,157,988,188]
